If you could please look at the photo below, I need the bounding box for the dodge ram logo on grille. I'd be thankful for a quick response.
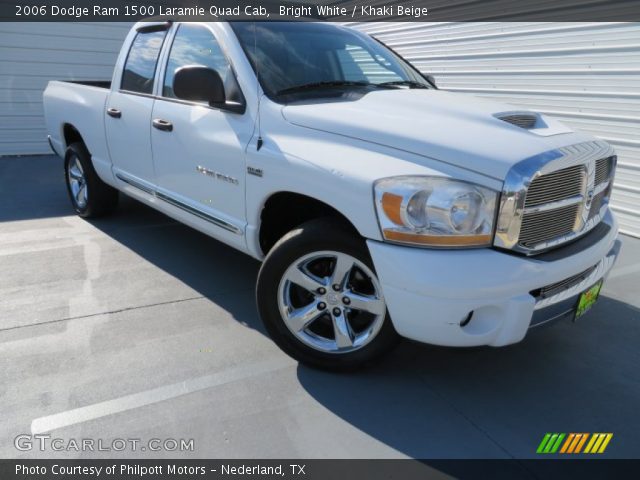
[585,188,595,208]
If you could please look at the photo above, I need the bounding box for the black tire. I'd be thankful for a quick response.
[64,142,118,218]
[257,218,399,370]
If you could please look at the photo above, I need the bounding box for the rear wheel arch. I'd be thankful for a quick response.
[62,123,85,151]
[64,142,119,218]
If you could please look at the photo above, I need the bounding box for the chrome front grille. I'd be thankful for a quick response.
[519,204,580,248]
[531,265,597,300]
[524,164,584,207]
[595,156,613,186]
[494,141,616,255]
[588,189,607,221]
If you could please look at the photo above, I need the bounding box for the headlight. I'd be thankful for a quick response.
[374,176,498,247]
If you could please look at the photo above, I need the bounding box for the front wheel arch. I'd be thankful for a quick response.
[257,191,361,256]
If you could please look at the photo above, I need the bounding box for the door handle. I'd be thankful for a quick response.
[106,108,121,118]
[152,118,173,132]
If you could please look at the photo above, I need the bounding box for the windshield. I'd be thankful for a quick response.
[230,22,431,99]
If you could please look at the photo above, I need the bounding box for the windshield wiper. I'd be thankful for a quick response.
[376,80,429,89]
[275,81,373,96]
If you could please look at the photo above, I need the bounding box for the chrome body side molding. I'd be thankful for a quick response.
[115,172,155,195]
[114,172,243,236]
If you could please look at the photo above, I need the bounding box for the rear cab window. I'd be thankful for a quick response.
[121,29,167,94]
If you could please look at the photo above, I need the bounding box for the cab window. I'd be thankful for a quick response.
[163,24,242,103]
[121,30,167,94]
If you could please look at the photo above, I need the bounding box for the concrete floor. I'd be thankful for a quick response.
[1,155,639,460]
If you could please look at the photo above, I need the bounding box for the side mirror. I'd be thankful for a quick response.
[173,66,226,106]
[425,74,436,87]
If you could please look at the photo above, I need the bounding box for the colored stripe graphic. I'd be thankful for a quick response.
[537,433,552,453]
[550,433,565,453]
[591,434,606,453]
[585,433,613,454]
[585,433,601,453]
[560,433,575,453]
[539,433,613,454]
[575,433,589,453]
[598,433,613,453]
[544,433,559,453]
[567,433,582,453]
[537,433,565,453]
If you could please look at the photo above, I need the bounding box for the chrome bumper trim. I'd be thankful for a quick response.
[533,240,620,310]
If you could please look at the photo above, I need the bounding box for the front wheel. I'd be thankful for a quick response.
[257,218,399,370]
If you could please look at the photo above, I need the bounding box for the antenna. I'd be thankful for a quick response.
[254,22,263,151]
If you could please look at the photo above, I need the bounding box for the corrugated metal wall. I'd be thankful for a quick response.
[0,22,131,156]
[1,21,638,236]
[350,22,640,237]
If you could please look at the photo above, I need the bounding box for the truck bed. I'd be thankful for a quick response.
[43,79,112,173]
[65,80,112,89]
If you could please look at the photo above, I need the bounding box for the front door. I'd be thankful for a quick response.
[151,23,252,238]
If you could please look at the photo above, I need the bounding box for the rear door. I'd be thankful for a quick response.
[106,26,168,192]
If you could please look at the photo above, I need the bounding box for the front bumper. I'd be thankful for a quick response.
[367,209,620,347]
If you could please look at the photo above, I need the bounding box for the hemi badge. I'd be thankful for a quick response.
[197,165,238,185]
[248,166,263,177]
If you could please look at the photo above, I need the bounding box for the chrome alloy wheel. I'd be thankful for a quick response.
[67,155,88,209]
[277,250,386,354]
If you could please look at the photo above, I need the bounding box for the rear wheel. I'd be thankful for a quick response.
[257,218,399,370]
[64,142,118,218]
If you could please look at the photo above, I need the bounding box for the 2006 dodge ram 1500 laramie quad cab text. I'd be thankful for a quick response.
[44,21,621,369]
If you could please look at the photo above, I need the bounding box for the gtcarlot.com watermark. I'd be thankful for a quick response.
[15,434,194,453]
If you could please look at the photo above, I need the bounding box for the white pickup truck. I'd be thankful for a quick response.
[44,21,621,369]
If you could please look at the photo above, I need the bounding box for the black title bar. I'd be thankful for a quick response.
[2,0,640,22]
[1,459,640,480]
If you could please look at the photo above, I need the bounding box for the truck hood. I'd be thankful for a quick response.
[281,89,588,180]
